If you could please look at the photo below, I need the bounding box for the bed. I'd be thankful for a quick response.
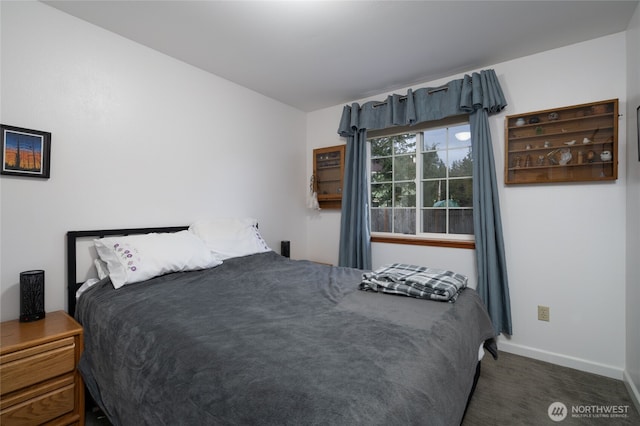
[67,223,496,426]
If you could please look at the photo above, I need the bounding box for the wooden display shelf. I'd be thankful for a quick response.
[505,99,618,184]
[313,145,345,209]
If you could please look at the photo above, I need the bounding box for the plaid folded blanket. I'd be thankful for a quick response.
[360,263,467,302]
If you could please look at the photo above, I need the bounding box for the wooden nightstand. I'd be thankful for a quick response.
[1,311,84,425]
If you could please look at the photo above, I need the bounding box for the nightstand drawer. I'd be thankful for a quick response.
[0,337,76,395]
[0,375,75,426]
[0,311,84,426]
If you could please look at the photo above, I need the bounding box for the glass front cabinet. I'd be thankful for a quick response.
[313,145,345,209]
[505,99,618,184]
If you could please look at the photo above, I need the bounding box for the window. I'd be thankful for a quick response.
[369,122,473,244]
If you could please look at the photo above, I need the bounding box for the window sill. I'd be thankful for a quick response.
[371,235,475,249]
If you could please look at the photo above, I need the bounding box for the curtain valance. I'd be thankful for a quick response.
[338,69,506,136]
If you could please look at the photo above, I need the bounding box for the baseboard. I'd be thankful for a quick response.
[497,340,623,380]
[623,370,640,415]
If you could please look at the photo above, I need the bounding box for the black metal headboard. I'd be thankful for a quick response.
[66,226,189,317]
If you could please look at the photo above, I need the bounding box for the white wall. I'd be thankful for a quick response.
[495,34,627,380]
[0,1,308,321]
[624,2,640,410]
[307,33,629,379]
[305,109,344,265]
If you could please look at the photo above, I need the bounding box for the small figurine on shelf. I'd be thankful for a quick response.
[600,151,612,162]
[582,137,592,144]
[548,112,559,121]
[578,151,584,164]
[528,116,540,124]
[544,141,552,148]
[524,154,532,167]
[559,148,572,165]
[547,149,559,165]
[515,118,526,127]
[536,155,545,166]
[587,150,596,163]
[535,126,544,135]
[514,156,522,168]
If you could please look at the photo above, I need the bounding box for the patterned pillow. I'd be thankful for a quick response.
[94,231,221,289]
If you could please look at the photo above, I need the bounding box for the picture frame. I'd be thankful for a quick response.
[1,124,51,178]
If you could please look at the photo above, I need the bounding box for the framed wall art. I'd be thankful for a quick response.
[1,124,51,178]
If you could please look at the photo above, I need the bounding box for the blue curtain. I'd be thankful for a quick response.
[470,109,512,336]
[337,69,512,335]
[338,129,371,270]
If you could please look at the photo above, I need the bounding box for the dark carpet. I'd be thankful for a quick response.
[463,351,640,425]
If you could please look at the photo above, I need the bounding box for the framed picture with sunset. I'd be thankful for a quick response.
[1,124,51,178]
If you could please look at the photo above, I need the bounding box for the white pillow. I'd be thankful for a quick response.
[189,218,271,260]
[76,277,101,300]
[94,230,222,289]
[94,258,109,280]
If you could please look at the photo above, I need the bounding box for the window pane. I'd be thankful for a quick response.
[448,148,473,178]
[449,209,474,234]
[371,183,392,207]
[394,155,416,181]
[422,151,446,179]
[422,179,446,207]
[423,128,445,151]
[371,208,392,232]
[393,134,416,154]
[371,137,392,157]
[394,182,416,207]
[449,178,473,207]
[369,122,473,238]
[422,209,446,233]
[448,124,472,149]
[394,208,415,234]
[371,157,392,182]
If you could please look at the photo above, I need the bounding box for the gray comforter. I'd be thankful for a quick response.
[76,251,496,426]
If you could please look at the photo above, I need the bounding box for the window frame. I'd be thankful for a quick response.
[367,116,475,249]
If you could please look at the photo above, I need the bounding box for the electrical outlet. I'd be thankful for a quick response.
[538,305,550,322]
